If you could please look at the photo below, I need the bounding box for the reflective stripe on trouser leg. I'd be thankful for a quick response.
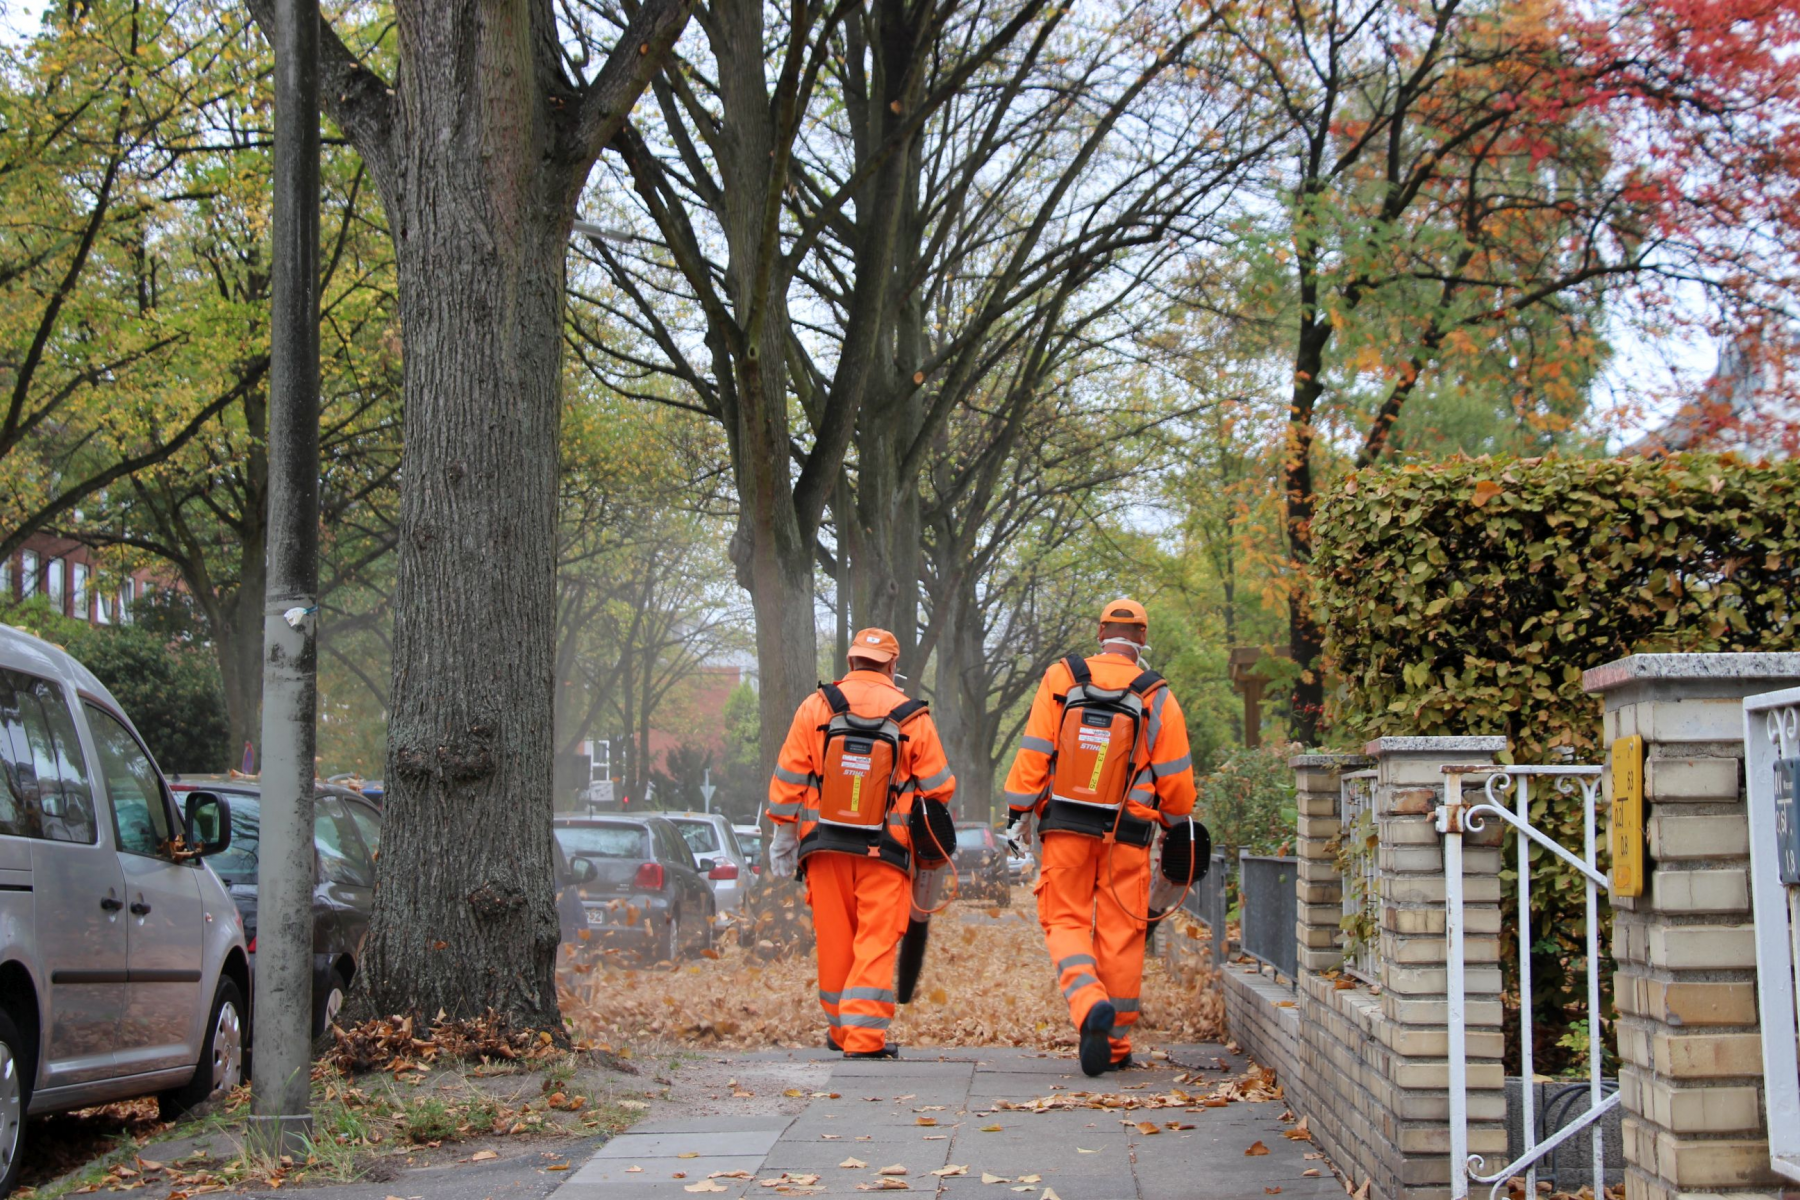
[806,850,909,1053]
[1036,832,1112,1031]
[808,861,856,1050]
[1095,839,1151,1063]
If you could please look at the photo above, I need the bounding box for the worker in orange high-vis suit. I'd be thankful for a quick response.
[766,628,957,1059]
[1002,598,1197,1077]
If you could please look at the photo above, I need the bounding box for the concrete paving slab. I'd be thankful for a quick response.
[553,1183,753,1200]
[571,1156,768,1185]
[937,1173,1139,1200]
[623,1116,796,1136]
[591,1130,790,1159]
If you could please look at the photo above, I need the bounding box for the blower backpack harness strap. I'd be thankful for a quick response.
[1036,654,1165,848]
[797,682,929,872]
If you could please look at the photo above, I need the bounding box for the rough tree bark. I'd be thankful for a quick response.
[244,0,689,1029]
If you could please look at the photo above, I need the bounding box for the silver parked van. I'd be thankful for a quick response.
[0,625,247,1196]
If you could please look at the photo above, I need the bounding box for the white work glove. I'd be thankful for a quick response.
[1005,808,1037,850]
[1149,872,1186,915]
[769,822,800,879]
[911,864,947,919]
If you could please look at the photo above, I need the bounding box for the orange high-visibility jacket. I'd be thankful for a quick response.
[768,670,956,868]
[1001,652,1196,842]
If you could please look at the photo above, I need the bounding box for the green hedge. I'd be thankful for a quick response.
[1314,454,1800,1073]
[1316,454,1800,758]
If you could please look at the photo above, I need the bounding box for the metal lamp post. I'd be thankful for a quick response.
[249,0,320,1157]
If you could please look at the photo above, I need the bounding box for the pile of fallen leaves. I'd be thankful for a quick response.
[560,888,1223,1051]
[989,1061,1284,1115]
[323,1009,566,1075]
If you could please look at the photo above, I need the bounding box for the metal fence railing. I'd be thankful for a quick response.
[1179,851,1230,968]
[1239,852,1299,979]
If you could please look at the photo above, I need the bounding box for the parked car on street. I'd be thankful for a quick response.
[664,812,751,913]
[1007,845,1037,885]
[733,824,764,876]
[167,778,382,1037]
[553,839,595,947]
[0,625,249,1197]
[952,823,1010,905]
[554,815,716,961]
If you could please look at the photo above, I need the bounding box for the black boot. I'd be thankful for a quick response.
[1079,1001,1116,1077]
[844,1044,900,1060]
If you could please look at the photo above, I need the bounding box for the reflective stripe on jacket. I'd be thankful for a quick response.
[767,670,956,857]
[1001,652,1195,828]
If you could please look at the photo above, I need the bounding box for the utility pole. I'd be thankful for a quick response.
[250,0,320,1157]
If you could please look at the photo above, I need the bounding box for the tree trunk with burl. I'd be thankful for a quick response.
[243,0,689,1031]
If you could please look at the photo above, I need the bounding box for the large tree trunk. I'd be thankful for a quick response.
[1285,310,1330,747]
[932,575,991,821]
[354,10,569,1029]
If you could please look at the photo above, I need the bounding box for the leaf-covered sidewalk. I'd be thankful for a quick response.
[552,1044,1341,1199]
[558,889,1225,1053]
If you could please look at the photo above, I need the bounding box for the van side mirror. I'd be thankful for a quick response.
[184,792,232,857]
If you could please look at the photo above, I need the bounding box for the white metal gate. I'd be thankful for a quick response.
[1742,687,1800,1184]
[1439,765,1617,1200]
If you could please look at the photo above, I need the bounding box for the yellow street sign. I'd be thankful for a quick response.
[1611,735,1645,898]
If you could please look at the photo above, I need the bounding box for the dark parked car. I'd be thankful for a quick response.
[953,823,1010,905]
[554,838,595,946]
[554,815,716,961]
[169,778,381,1035]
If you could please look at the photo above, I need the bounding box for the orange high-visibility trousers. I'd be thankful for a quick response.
[1034,831,1150,1064]
[807,852,910,1053]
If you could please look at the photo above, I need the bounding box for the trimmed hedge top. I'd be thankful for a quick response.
[1315,454,1800,758]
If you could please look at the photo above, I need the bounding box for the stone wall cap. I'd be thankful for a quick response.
[1582,653,1800,695]
[1288,753,1374,769]
[1363,736,1508,755]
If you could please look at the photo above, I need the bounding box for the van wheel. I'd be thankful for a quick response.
[0,1009,31,1198]
[657,913,679,964]
[159,978,244,1121]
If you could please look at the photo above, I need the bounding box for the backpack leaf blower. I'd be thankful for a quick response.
[896,796,958,1004]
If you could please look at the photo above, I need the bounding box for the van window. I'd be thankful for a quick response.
[0,671,95,844]
[86,704,174,857]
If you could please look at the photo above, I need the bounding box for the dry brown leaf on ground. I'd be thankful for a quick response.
[1246,1141,1270,1156]
[559,889,1222,1051]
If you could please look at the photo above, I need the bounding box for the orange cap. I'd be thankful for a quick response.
[1098,598,1148,629]
[848,627,901,664]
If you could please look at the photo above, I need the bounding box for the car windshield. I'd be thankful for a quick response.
[737,831,763,856]
[672,820,720,855]
[203,792,262,882]
[556,824,649,859]
[956,827,990,849]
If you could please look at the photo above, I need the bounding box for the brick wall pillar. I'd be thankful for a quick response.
[1584,654,1800,1200]
[1369,737,1509,1200]
[1292,753,1372,972]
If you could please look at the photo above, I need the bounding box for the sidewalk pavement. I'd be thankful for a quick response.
[550,1044,1338,1200]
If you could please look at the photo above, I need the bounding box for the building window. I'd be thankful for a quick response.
[119,579,134,624]
[95,589,110,625]
[45,559,64,612]
[71,562,87,621]
[0,559,10,601]
[20,551,37,599]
